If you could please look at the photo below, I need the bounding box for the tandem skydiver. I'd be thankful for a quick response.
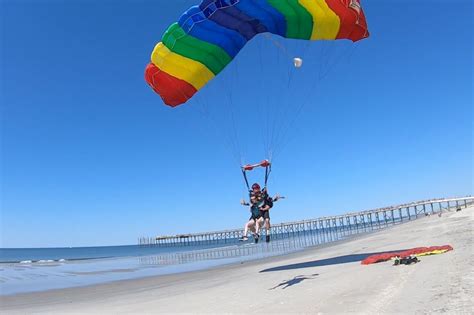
[256,189,284,243]
[239,183,264,242]
[239,183,284,243]
[239,160,284,243]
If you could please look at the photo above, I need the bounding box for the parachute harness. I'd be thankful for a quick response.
[241,160,271,191]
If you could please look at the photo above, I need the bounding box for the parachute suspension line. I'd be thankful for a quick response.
[194,93,242,167]
[260,75,269,160]
[272,42,360,160]
[267,92,280,163]
[270,43,327,161]
[272,44,326,160]
[151,51,240,163]
[267,40,292,156]
[272,65,294,158]
[182,59,242,168]
[161,0,246,168]
[222,56,246,166]
[267,35,290,160]
[158,44,245,190]
[241,168,250,191]
[320,42,360,81]
[319,40,333,80]
[257,37,273,162]
[226,98,243,166]
[317,40,359,82]
[226,89,243,165]
[265,94,273,162]
[262,33,295,88]
[272,78,320,160]
[287,61,293,88]
[155,71,239,166]
[263,41,272,161]
[262,39,308,164]
[192,84,211,118]
[263,33,291,59]
[256,37,266,157]
[232,57,243,158]
[274,40,313,154]
[264,164,271,188]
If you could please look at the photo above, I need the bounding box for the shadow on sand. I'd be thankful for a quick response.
[260,250,406,273]
[269,274,319,290]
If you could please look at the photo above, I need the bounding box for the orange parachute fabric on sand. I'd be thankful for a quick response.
[361,245,453,265]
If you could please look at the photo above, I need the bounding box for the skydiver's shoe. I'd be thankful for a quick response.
[266,235,270,243]
[239,236,248,242]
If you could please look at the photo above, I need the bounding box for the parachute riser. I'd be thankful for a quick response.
[241,159,271,191]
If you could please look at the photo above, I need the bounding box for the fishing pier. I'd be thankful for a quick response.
[138,196,473,247]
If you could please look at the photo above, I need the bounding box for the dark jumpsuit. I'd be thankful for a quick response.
[259,194,273,220]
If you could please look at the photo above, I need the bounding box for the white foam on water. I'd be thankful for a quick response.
[19,260,33,264]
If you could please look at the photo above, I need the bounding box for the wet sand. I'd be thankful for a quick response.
[1,206,472,314]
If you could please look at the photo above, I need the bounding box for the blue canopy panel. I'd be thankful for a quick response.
[178,5,247,58]
[234,0,286,37]
[199,0,265,40]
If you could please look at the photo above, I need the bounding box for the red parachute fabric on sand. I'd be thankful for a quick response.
[361,245,453,265]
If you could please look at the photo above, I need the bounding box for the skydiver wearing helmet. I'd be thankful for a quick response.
[239,182,285,243]
[238,160,285,242]
[256,189,284,243]
[239,183,264,242]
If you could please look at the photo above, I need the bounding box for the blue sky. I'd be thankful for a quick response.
[1,0,472,248]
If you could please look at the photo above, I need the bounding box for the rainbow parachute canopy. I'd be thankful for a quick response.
[145,0,369,107]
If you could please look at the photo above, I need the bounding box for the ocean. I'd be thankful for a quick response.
[0,223,382,296]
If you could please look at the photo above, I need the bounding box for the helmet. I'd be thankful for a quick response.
[251,183,261,190]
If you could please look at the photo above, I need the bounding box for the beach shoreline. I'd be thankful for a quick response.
[2,206,472,314]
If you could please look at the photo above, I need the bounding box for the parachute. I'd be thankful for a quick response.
[145,0,369,106]
[361,245,454,265]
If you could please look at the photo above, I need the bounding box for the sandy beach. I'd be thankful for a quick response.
[2,206,472,314]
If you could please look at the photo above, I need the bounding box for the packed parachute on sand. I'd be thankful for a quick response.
[361,245,454,265]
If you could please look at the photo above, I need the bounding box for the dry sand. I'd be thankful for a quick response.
[1,206,473,314]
